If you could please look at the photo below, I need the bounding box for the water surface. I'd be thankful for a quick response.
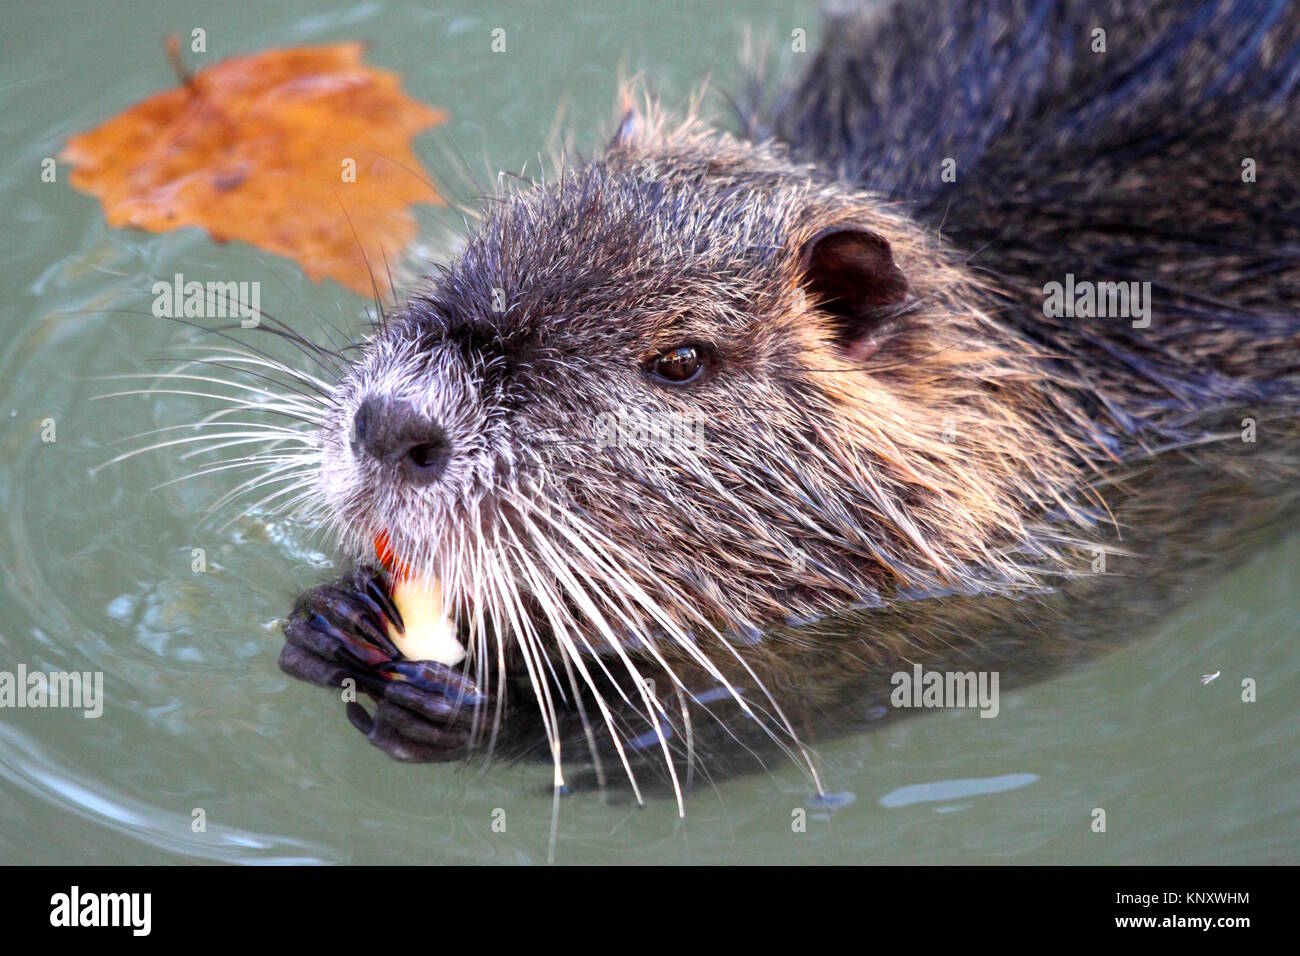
[1,0,1296,864]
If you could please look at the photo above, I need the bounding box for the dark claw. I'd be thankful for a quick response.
[375,659,485,705]
[279,633,392,697]
[307,610,391,668]
[373,700,476,748]
[280,566,493,763]
[282,611,350,661]
[346,701,467,761]
[313,586,400,659]
[345,700,375,735]
[381,680,469,723]
[278,643,356,689]
[355,565,404,632]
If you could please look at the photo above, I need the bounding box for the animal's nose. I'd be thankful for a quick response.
[351,397,452,484]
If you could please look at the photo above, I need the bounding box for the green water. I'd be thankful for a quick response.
[1,0,1297,865]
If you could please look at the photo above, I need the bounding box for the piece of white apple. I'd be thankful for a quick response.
[387,574,466,666]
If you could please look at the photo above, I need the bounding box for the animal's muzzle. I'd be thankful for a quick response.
[351,396,453,485]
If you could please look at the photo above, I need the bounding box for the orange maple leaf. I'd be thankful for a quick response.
[61,42,445,295]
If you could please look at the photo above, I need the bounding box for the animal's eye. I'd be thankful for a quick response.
[645,345,706,384]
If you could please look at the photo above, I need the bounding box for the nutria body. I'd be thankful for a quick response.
[276,0,1300,801]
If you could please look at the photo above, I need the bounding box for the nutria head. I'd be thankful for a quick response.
[313,102,1088,767]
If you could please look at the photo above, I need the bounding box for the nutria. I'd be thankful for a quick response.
[271,0,1300,805]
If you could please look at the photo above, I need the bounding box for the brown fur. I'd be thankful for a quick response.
[281,0,1300,791]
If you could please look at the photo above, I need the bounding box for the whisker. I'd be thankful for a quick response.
[214,471,321,531]
[95,371,326,413]
[167,344,339,394]
[151,454,316,491]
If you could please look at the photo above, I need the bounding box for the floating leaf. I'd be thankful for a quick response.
[62,42,445,295]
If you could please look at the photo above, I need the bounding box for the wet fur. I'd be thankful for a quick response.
[284,0,1300,797]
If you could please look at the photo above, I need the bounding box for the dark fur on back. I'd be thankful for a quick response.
[761,0,1300,446]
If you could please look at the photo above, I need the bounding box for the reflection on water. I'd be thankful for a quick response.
[0,0,1297,864]
[880,774,1038,809]
[0,723,328,864]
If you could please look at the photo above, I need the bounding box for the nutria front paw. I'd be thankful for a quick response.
[278,565,491,762]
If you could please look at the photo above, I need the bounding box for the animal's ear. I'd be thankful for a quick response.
[608,107,642,152]
[797,226,910,358]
